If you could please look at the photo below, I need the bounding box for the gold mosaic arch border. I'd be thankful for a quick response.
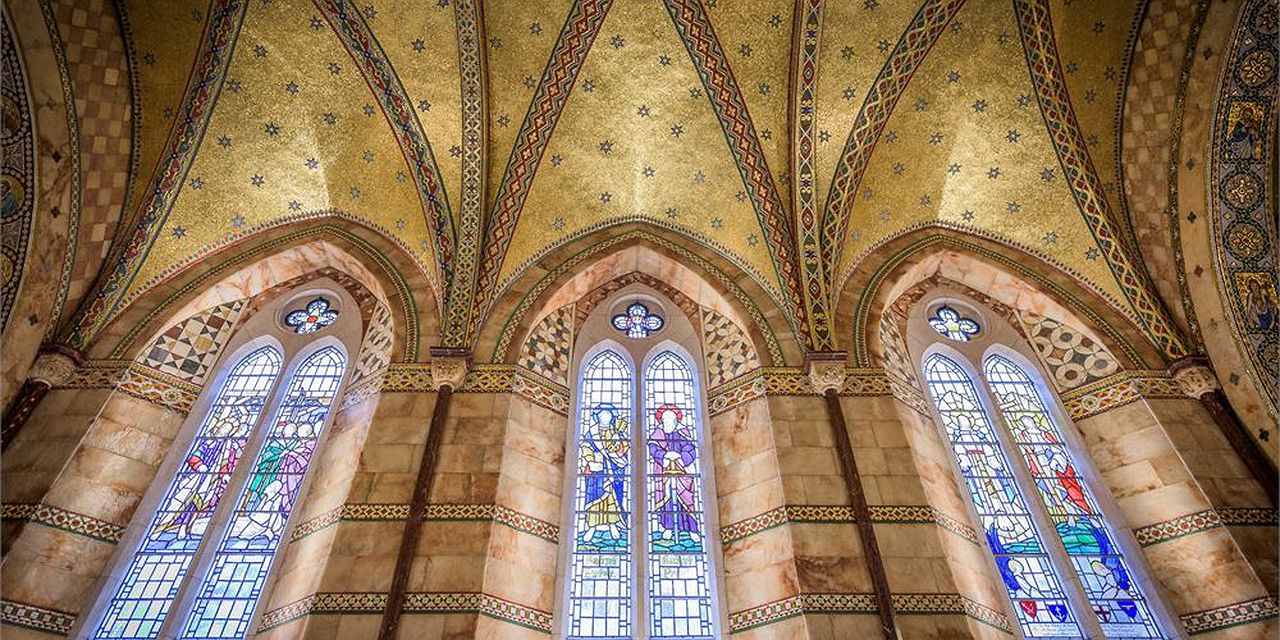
[486,228,788,367]
[843,231,1152,370]
[102,223,425,362]
[494,214,787,322]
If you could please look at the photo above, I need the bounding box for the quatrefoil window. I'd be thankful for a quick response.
[611,302,664,338]
[928,305,980,342]
[285,297,339,335]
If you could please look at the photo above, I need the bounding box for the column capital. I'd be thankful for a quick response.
[805,351,848,395]
[27,344,84,386]
[1169,356,1219,399]
[428,347,471,390]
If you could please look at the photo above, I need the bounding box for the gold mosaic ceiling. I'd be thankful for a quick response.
[108,0,1167,351]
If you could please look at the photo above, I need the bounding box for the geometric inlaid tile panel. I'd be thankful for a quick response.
[518,303,573,385]
[1018,309,1120,391]
[701,306,760,387]
[141,299,245,385]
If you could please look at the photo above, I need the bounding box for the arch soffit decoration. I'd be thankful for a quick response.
[91,227,431,363]
[478,225,799,367]
[837,229,1164,370]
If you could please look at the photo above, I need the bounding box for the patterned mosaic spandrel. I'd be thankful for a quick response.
[568,350,634,639]
[92,347,282,640]
[923,354,1082,639]
[984,355,1165,639]
[181,346,346,639]
[643,351,715,639]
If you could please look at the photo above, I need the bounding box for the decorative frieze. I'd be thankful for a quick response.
[1133,507,1279,546]
[707,367,893,415]
[288,503,558,544]
[725,592,1009,634]
[0,599,77,635]
[1059,370,1184,419]
[257,592,552,633]
[51,360,200,414]
[719,504,978,546]
[1179,596,1278,635]
[1,502,124,543]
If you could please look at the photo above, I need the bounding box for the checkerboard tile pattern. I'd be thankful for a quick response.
[140,300,245,385]
[518,303,573,386]
[48,0,134,327]
[701,306,759,387]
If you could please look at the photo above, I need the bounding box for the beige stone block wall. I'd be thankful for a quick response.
[1,388,185,617]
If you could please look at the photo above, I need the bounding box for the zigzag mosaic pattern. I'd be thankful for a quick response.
[790,0,833,350]
[470,0,614,339]
[1013,0,1187,359]
[317,0,455,298]
[257,591,552,633]
[718,504,978,547]
[1179,596,1278,635]
[0,600,77,635]
[70,0,248,347]
[820,0,966,288]
[726,592,1010,634]
[662,0,810,347]
[287,502,560,544]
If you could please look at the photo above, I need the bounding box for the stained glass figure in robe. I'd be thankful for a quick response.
[923,354,1082,638]
[984,355,1164,639]
[643,351,714,639]
[567,350,634,639]
[92,347,282,640]
[182,346,347,639]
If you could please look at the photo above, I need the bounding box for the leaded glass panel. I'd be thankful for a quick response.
[182,346,346,639]
[92,347,283,640]
[923,354,1082,638]
[984,355,1164,639]
[568,350,634,639]
[643,352,714,639]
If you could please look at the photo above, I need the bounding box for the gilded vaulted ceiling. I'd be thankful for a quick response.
[79,0,1186,358]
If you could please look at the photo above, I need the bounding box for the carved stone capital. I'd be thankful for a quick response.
[428,347,471,390]
[27,345,84,386]
[1170,357,1219,399]
[805,351,848,395]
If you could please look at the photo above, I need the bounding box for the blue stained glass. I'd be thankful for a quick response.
[643,352,714,639]
[928,305,981,341]
[612,302,664,338]
[283,297,339,335]
[93,347,282,640]
[984,355,1165,639]
[568,351,634,639]
[923,354,1082,639]
[182,346,346,639]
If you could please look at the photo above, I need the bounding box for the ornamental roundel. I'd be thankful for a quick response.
[1238,49,1275,87]
[1223,171,1262,210]
[1226,220,1267,261]
[284,297,340,335]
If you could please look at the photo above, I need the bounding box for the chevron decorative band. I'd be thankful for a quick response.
[288,502,559,544]
[257,591,552,633]
[2,502,125,544]
[726,592,1010,634]
[445,0,488,346]
[719,504,978,546]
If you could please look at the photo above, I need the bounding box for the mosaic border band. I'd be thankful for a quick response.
[1133,507,1278,547]
[1060,370,1185,419]
[289,502,559,544]
[1180,596,1278,635]
[719,504,978,546]
[0,600,77,635]
[707,368,893,415]
[257,591,552,633]
[54,360,200,414]
[378,364,569,415]
[726,592,1010,634]
[1,502,124,544]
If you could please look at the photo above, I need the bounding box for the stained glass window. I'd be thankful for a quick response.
[612,302,664,338]
[182,346,347,638]
[93,347,283,640]
[922,354,1082,638]
[984,355,1164,639]
[642,351,715,639]
[567,350,634,639]
[284,297,339,335]
[928,305,981,341]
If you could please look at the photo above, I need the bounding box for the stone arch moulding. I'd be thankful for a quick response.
[834,228,1168,371]
[476,223,800,367]
[87,222,437,364]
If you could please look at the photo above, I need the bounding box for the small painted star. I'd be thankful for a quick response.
[251,173,265,187]
[877,39,891,54]
[217,135,232,148]
[289,200,302,211]
[329,62,342,75]
[693,170,706,183]
[1006,201,1021,213]
[642,166,655,178]
[530,22,542,35]
[919,194,932,206]
[1017,94,1032,107]
[987,167,1001,179]
[689,87,702,99]
[264,121,280,136]
[885,130,898,143]
[961,209,975,221]
[946,70,960,83]
[610,35,625,49]
[550,154,563,166]
[747,234,760,246]
[842,87,856,100]
[172,226,186,238]
[758,83,770,95]
[1084,89,1097,103]
[637,105,651,117]
[227,79,242,93]
[143,52,156,64]
[497,114,511,127]
[285,81,299,95]
[735,191,747,202]
[523,76,536,89]
[659,54,673,66]
[1040,168,1055,181]
[928,132,944,145]
[913,97,929,111]
[997,30,1011,44]
[189,177,204,189]
[363,5,377,18]
[710,217,723,229]
[418,99,431,111]
[323,112,337,125]
[670,124,685,138]
[599,192,612,204]
[553,217,565,230]
[253,44,268,57]
[582,79,595,92]
[363,104,376,116]
[305,157,320,169]
[1043,232,1058,244]
[819,130,832,143]
[1092,21,1105,34]
[892,162,905,175]
[362,150,374,163]
[310,16,324,29]
[739,43,753,57]
[665,207,678,218]
[412,38,425,52]
[231,214,246,228]
[1065,61,1078,73]
[450,145,461,158]
[599,140,614,154]
[768,14,782,28]
[947,163,961,175]
[489,37,503,49]
[841,46,855,60]
[349,186,361,199]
